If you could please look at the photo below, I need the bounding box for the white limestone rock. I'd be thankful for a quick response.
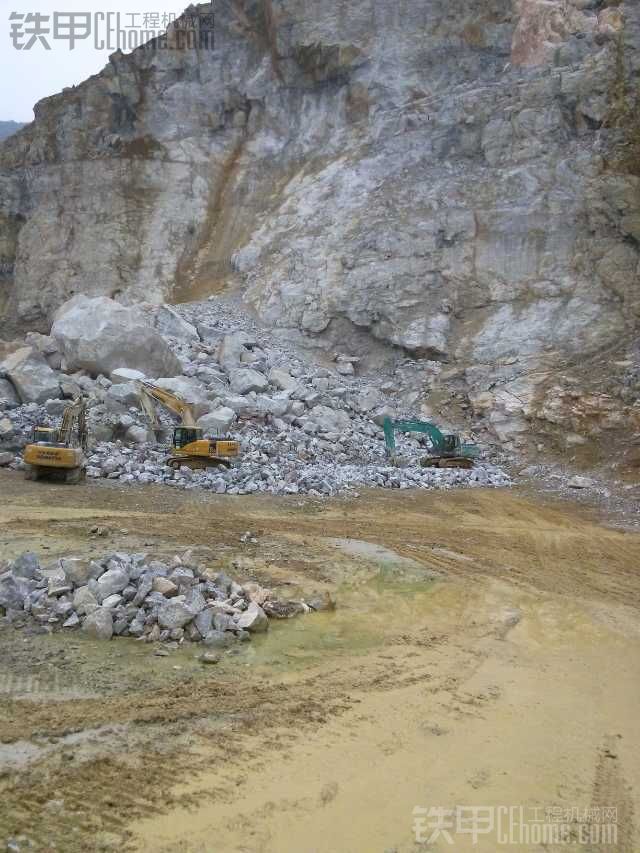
[51,296,182,379]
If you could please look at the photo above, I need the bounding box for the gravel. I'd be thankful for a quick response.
[0,298,512,497]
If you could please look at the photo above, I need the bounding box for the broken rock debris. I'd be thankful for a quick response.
[0,550,330,648]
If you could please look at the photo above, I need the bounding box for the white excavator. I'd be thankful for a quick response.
[136,381,240,469]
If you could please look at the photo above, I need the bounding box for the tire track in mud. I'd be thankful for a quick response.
[587,736,636,853]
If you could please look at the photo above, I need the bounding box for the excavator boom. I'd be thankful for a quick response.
[383,418,447,455]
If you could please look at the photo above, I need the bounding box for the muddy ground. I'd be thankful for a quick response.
[1,470,639,852]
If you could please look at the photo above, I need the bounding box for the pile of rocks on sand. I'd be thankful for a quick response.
[0,550,334,658]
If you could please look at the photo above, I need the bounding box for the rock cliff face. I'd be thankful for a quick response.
[0,0,638,458]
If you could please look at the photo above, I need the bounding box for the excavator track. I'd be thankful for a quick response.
[421,456,475,470]
[168,456,232,471]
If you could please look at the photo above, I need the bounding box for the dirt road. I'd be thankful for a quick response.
[0,470,639,852]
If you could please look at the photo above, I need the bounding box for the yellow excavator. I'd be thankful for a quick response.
[23,396,88,483]
[136,380,240,469]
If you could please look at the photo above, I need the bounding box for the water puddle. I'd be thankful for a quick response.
[221,566,440,677]
[324,536,440,578]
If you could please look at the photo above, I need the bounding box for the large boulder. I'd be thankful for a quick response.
[0,347,61,404]
[218,331,256,371]
[308,405,352,433]
[197,406,236,435]
[354,386,382,413]
[51,296,182,379]
[229,367,269,395]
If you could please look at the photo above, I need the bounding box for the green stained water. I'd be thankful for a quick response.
[227,571,439,675]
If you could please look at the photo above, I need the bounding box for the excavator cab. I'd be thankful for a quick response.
[440,434,461,455]
[173,427,203,449]
[32,426,58,444]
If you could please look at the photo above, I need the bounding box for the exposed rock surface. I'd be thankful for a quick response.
[51,295,182,379]
[1,1,639,463]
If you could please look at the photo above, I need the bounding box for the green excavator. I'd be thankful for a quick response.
[383,417,479,469]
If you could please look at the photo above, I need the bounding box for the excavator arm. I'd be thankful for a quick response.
[57,397,88,450]
[383,418,447,457]
[136,381,197,429]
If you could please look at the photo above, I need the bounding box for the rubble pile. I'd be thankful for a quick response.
[0,295,511,495]
[0,549,328,648]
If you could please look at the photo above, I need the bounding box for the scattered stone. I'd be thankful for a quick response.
[11,552,39,580]
[146,304,199,342]
[307,592,336,612]
[3,548,334,647]
[268,367,299,391]
[0,573,29,610]
[152,577,178,597]
[229,367,268,395]
[237,601,269,633]
[101,593,123,609]
[199,651,221,664]
[194,608,213,637]
[83,608,114,640]
[95,567,129,601]
[567,475,596,489]
[73,586,99,615]
[157,601,195,630]
[203,629,236,648]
